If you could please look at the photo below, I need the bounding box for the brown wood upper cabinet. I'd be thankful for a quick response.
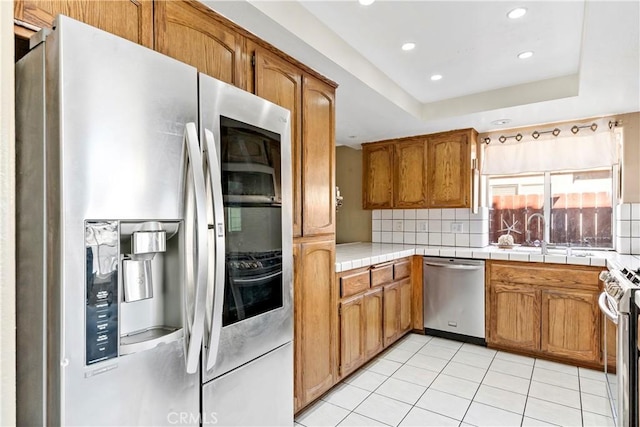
[427,129,473,208]
[253,47,303,236]
[394,138,428,208]
[362,128,477,209]
[362,143,394,209]
[154,0,247,88]
[486,261,603,368]
[14,0,153,48]
[253,48,335,238]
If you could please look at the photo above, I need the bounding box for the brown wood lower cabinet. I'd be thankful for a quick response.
[486,261,603,368]
[364,288,384,359]
[294,238,336,412]
[337,258,415,378]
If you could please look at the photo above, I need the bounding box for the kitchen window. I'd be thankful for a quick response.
[483,120,620,249]
[488,168,614,248]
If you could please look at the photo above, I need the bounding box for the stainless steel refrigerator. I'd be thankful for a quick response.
[15,15,293,426]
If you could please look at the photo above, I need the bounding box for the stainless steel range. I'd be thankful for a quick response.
[599,266,640,427]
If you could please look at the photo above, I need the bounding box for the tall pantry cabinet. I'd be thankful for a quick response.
[15,0,338,415]
[252,46,337,412]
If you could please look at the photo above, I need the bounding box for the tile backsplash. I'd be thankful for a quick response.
[371,207,490,247]
[372,204,639,253]
[616,203,640,254]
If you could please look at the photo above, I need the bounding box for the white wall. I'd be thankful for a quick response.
[0,1,16,424]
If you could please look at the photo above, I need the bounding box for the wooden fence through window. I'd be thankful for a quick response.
[490,192,612,248]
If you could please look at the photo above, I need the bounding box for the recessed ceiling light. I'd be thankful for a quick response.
[518,51,534,59]
[491,119,512,125]
[430,74,443,81]
[358,0,375,5]
[401,42,416,51]
[507,7,527,19]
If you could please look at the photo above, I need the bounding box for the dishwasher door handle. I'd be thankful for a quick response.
[423,261,484,271]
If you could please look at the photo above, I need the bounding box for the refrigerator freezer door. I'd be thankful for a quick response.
[202,342,293,426]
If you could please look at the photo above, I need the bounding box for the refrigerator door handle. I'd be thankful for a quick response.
[203,128,226,371]
[183,122,209,374]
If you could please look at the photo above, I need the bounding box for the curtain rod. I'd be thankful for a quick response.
[482,120,621,145]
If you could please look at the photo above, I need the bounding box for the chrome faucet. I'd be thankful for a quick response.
[527,213,548,255]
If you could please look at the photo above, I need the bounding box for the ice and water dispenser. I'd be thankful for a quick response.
[85,220,184,365]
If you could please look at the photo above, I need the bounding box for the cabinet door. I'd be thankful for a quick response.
[427,131,471,208]
[302,76,335,236]
[383,282,400,347]
[489,282,540,351]
[254,48,303,237]
[15,0,153,48]
[362,144,393,209]
[541,289,600,363]
[398,278,412,334]
[394,139,428,208]
[339,295,365,376]
[154,0,246,88]
[364,287,384,359]
[294,239,336,408]
[605,316,617,372]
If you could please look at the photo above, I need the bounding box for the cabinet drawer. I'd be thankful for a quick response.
[371,263,393,287]
[394,259,411,280]
[490,262,601,290]
[341,270,371,298]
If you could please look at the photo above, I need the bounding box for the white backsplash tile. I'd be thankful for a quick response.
[416,233,430,245]
[429,209,442,220]
[618,221,631,237]
[372,231,381,243]
[381,219,393,232]
[633,203,640,220]
[382,210,393,219]
[428,233,442,246]
[416,209,430,220]
[442,209,456,220]
[405,220,416,232]
[456,234,470,247]
[428,220,442,232]
[372,210,381,220]
[372,220,381,232]
[442,220,452,233]
[393,232,404,244]
[618,203,631,220]
[442,233,456,246]
[404,209,417,219]
[381,231,393,243]
[404,232,416,244]
[455,208,470,220]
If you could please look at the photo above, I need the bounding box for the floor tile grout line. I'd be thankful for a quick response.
[458,346,500,425]
[520,355,537,427]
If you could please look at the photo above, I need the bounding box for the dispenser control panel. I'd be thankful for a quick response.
[85,221,119,365]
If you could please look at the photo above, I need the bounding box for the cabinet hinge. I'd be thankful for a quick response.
[251,54,256,67]
[338,306,342,316]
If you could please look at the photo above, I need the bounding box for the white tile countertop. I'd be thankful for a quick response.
[335,242,640,273]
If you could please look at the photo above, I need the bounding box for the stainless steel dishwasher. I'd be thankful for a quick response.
[423,257,486,343]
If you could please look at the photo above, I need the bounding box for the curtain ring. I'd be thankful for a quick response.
[552,128,561,136]
[483,137,491,145]
[499,135,507,143]
[515,133,523,141]
[571,125,579,134]
[532,131,540,139]
[590,123,598,132]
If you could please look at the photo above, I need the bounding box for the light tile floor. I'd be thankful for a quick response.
[295,334,615,427]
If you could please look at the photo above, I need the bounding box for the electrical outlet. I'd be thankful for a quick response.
[394,220,404,232]
[451,222,464,233]
[417,221,428,232]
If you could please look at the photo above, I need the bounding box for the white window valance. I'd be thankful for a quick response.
[482,121,618,175]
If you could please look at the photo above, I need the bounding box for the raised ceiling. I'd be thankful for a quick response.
[206,0,640,148]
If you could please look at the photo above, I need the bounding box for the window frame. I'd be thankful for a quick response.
[486,165,618,250]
